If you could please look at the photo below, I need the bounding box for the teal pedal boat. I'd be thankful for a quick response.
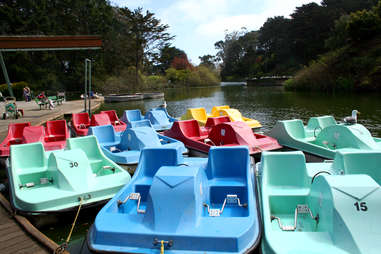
[269,115,381,159]
[257,150,381,254]
[7,136,131,213]
[88,146,261,253]
[88,123,187,165]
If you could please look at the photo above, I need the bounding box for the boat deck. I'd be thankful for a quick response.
[0,205,48,254]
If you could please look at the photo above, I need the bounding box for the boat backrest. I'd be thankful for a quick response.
[128,119,152,128]
[205,116,230,128]
[211,105,230,116]
[189,108,208,122]
[124,109,144,122]
[67,136,102,161]
[137,147,183,178]
[307,116,336,130]
[177,120,201,138]
[119,127,161,151]
[261,151,308,188]
[208,122,250,146]
[11,142,46,169]
[46,120,68,138]
[72,112,90,126]
[91,113,112,127]
[22,126,45,143]
[101,110,119,123]
[283,119,307,139]
[332,151,381,185]
[145,110,170,125]
[8,122,31,139]
[88,125,117,144]
[205,146,249,179]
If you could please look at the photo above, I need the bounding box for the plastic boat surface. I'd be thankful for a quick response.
[101,110,127,132]
[257,150,381,254]
[72,112,126,136]
[0,120,69,157]
[72,112,91,136]
[120,109,146,128]
[269,115,381,159]
[88,146,261,253]
[180,107,211,126]
[180,106,262,129]
[211,105,262,129]
[7,135,131,213]
[88,123,187,165]
[164,118,281,155]
[145,107,177,131]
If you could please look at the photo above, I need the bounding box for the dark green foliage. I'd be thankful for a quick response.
[215,0,378,84]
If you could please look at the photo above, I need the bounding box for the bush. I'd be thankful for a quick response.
[143,75,167,89]
[0,81,32,100]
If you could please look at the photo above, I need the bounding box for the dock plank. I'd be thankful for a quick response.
[0,205,49,254]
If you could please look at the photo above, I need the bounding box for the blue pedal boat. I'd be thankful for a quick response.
[145,107,177,131]
[88,146,261,253]
[121,108,177,131]
[88,123,187,165]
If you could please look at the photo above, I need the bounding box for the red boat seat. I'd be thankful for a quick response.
[205,116,230,129]
[208,122,256,146]
[22,126,45,143]
[45,120,68,142]
[101,110,126,132]
[8,122,31,145]
[177,120,203,138]
[91,113,112,127]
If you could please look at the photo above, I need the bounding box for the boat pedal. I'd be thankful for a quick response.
[40,177,54,184]
[19,182,35,189]
[117,192,146,214]
[204,194,247,217]
[103,165,115,173]
[271,204,318,231]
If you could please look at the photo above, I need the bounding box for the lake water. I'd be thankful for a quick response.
[42,85,381,251]
[101,85,381,136]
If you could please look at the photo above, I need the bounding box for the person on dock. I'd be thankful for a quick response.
[23,86,31,102]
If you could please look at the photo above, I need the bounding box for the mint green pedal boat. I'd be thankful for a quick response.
[257,150,381,254]
[8,136,131,213]
[269,115,381,159]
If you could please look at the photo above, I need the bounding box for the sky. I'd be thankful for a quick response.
[111,0,321,64]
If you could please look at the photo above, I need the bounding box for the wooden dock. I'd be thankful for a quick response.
[0,205,49,254]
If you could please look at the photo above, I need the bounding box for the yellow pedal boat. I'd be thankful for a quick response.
[180,105,262,129]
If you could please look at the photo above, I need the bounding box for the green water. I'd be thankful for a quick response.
[36,85,381,251]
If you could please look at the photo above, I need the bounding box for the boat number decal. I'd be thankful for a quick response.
[334,132,340,139]
[70,162,79,168]
[221,129,225,136]
[354,201,368,211]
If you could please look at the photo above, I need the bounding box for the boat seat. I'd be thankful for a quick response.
[208,177,246,187]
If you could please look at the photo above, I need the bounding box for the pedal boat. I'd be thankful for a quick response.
[72,112,125,136]
[101,110,127,133]
[0,120,69,157]
[7,135,131,213]
[88,146,261,253]
[269,115,381,159]
[164,117,281,155]
[257,150,381,254]
[88,122,187,165]
[145,107,177,131]
[211,105,262,129]
[180,106,262,129]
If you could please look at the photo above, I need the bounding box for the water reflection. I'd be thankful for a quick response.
[100,86,381,136]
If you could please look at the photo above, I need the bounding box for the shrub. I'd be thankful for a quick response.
[0,81,32,100]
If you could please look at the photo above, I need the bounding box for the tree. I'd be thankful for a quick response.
[118,7,174,89]
[171,54,193,70]
[157,44,185,73]
[199,55,216,69]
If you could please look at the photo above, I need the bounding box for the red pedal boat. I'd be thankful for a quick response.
[72,112,126,136]
[100,110,126,133]
[0,120,69,157]
[164,117,282,155]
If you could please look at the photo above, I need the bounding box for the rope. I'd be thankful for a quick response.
[55,197,84,254]
[160,240,165,254]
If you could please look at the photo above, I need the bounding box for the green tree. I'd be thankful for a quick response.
[118,7,174,89]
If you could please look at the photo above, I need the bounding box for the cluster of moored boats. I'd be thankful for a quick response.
[2,105,381,253]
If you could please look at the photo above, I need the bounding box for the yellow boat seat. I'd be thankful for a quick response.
[211,106,262,129]
[180,108,211,126]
